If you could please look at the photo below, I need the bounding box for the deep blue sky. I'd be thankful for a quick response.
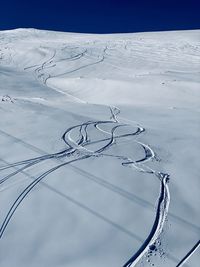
[0,0,200,33]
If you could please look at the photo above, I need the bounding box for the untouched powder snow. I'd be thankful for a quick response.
[0,28,199,267]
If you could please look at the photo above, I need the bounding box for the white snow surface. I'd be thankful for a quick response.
[0,28,199,267]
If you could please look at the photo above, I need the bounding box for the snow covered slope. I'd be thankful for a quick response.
[0,28,199,267]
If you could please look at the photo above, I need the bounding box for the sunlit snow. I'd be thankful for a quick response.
[0,28,199,267]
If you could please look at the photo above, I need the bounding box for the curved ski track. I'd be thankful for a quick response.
[0,41,184,266]
[0,106,171,266]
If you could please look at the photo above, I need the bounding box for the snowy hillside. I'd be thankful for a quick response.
[0,28,199,267]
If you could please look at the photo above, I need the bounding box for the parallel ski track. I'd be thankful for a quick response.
[1,42,196,266]
[0,105,172,267]
[0,109,150,240]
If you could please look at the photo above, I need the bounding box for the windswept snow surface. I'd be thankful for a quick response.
[0,28,199,267]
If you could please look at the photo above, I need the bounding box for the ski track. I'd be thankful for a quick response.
[0,105,172,266]
[176,240,200,267]
[123,172,170,267]
[0,128,198,234]
[1,39,198,267]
